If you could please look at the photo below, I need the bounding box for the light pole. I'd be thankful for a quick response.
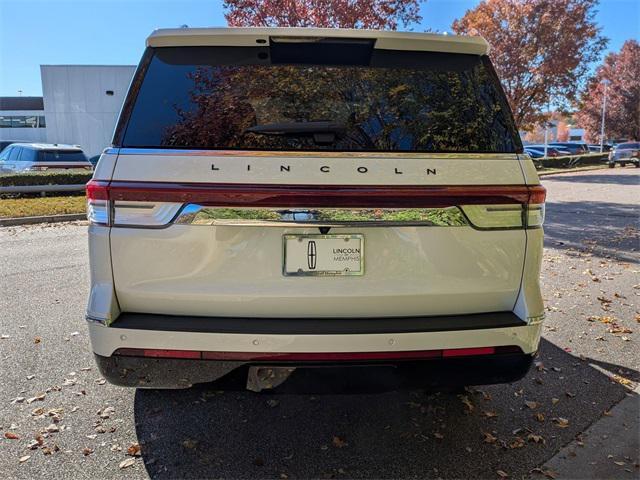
[543,97,552,157]
[600,79,610,152]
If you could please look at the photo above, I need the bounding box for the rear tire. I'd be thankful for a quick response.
[635,162,640,168]
[608,163,615,168]
[620,162,626,167]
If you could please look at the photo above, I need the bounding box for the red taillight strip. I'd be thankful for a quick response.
[113,346,522,361]
[88,181,545,207]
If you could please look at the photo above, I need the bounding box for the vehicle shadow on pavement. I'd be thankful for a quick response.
[544,201,639,262]
[133,339,636,479]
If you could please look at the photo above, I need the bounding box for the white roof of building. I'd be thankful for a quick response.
[147,27,489,55]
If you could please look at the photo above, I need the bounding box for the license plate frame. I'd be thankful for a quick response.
[282,234,364,277]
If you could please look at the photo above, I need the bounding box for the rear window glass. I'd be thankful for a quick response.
[118,46,521,153]
[40,151,87,162]
[617,143,639,149]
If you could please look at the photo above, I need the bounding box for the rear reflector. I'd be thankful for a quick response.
[142,349,201,359]
[114,346,521,361]
[442,347,495,357]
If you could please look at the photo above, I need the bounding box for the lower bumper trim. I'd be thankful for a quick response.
[96,350,533,391]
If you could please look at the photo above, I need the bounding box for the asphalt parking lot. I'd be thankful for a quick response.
[1,168,638,479]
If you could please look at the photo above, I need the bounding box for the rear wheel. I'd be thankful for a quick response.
[609,163,615,168]
[620,162,626,167]
[634,162,640,168]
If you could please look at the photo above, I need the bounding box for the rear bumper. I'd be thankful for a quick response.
[89,311,541,389]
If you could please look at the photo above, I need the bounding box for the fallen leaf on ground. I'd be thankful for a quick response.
[459,395,475,413]
[535,413,545,422]
[552,417,570,428]
[527,434,545,444]
[496,470,509,478]
[119,458,135,469]
[483,411,498,418]
[612,375,632,386]
[127,442,141,456]
[332,436,348,448]
[509,437,525,449]
[483,432,498,443]
[98,406,115,419]
[4,432,19,440]
[525,400,539,410]
[83,447,93,456]
[19,455,30,463]
[182,439,198,449]
[26,394,46,404]
[531,467,557,478]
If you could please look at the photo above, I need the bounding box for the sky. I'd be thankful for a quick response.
[1,0,638,96]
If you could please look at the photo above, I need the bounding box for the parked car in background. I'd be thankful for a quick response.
[524,146,569,158]
[0,140,19,153]
[87,27,546,392]
[588,144,612,153]
[548,142,589,154]
[0,143,93,173]
[608,142,640,168]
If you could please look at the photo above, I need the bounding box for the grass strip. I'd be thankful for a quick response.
[0,195,86,218]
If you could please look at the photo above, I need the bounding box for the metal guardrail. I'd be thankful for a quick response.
[0,184,87,194]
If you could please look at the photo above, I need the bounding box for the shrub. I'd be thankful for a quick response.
[533,153,608,169]
[0,170,92,187]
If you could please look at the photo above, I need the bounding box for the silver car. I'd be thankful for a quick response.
[0,143,93,173]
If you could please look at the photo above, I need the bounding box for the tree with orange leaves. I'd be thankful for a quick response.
[452,0,607,130]
[575,40,640,143]
[223,0,421,30]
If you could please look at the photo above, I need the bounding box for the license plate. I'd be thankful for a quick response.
[283,234,364,276]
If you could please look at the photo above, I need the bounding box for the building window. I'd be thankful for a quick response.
[0,115,46,128]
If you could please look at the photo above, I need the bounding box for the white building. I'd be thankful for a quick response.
[40,65,136,158]
[0,97,47,143]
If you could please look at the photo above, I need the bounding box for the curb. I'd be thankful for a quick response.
[0,213,87,227]
[536,386,640,479]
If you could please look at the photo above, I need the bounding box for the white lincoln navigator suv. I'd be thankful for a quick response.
[86,27,545,390]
